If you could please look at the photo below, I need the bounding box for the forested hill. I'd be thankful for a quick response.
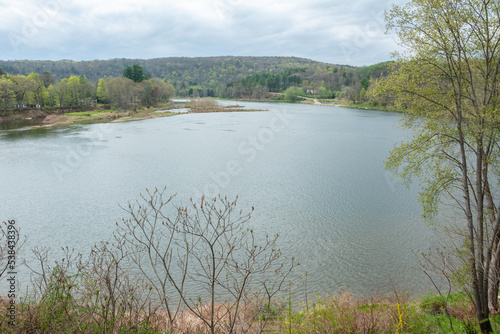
[0,56,329,83]
[0,56,392,102]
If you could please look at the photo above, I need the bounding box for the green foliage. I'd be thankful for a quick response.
[0,70,175,113]
[96,78,108,103]
[359,87,366,101]
[40,72,55,88]
[284,86,304,103]
[318,86,333,99]
[27,73,48,106]
[0,57,388,101]
[275,292,430,334]
[123,64,149,83]
[418,292,479,334]
[357,61,393,79]
[9,74,37,111]
[0,57,365,99]
[64,110,114,116]
[223,64,366,100]
[373,1,500,332]
[0,76,15,114]
[360,77,369,90]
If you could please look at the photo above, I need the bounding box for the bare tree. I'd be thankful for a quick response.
[116,188,297,333]
[23,246,86,332]
[80,238,159,332]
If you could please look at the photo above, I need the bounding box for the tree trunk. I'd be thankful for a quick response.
[488,274,499,314]
[488,246,500,313]
[478,312,493,334]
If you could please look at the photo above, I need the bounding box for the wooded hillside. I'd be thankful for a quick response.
[0,56,324,83]
[0,56,392,102]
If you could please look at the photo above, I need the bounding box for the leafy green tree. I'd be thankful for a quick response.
[359,87,366,102]
[284,86,303,103]
[123,64,149,83]
[46,84,58,107]
[360,77,369,90]
[0,77,14,114]
[66,75,80,108]
[373,1,500,332]
[319,86,333,99]
[40,72,56,88]
[9,75,37,111]
[77,75,95,106]
[96,78,109,103]
[56,78,70,108]
[27,73,48,107]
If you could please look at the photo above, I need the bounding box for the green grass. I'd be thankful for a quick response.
[342,102,404,112]
[272,291,500,334]
[3,289,500,333]
[64,110,116,117]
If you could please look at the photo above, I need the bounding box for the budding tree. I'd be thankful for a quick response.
[116,188,297,334]
[372,0,500,332]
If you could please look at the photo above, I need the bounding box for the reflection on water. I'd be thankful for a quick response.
[0,118,43,130]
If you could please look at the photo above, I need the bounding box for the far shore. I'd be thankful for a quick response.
[0,102,267,129]
[0,98,400,131]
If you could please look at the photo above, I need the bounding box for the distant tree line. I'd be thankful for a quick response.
[0,57,393,106]
[219,62,392,104]
[0,56,321,87]
[0,67,175,114]
[219,69,303,99]
[0,57,390,102]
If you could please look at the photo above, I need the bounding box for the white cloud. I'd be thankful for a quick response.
[0,0,406,65]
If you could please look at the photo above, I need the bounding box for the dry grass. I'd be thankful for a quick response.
[189,99,227,113]
[0,293,280,334]
[188,99,253,113]
[276,292,408,334]
[0,290,486,334]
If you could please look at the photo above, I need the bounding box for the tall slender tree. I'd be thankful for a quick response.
[0,77,14,115]
[373,1,500,332]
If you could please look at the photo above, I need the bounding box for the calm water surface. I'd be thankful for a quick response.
[0,101,436,297]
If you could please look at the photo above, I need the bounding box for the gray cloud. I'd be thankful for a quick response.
[0,0,406,65]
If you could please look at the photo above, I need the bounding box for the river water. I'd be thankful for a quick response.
[0,100,436,298]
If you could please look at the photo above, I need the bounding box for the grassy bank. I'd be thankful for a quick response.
[0,290,492,333]
[339,102,405,113]
[1,100,266,129]
[41,103,178,127]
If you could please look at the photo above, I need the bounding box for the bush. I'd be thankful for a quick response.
[284,86,304,103]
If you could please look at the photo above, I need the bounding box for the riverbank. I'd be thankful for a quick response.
[0,105,166,127]
[339,102,404,113]
[219,96,402,111]
[0,101,266,129]
[0,289,485,333]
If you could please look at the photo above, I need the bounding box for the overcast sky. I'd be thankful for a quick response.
[0,0,407,66]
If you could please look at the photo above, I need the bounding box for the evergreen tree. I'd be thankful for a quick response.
[123,64,148,83]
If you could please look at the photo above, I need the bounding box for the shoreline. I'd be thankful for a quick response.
[0,99,400,131]
[1,103,267,130]
[338,103,404,113]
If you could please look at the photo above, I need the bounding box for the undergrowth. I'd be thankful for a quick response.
[1,288,497,333]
